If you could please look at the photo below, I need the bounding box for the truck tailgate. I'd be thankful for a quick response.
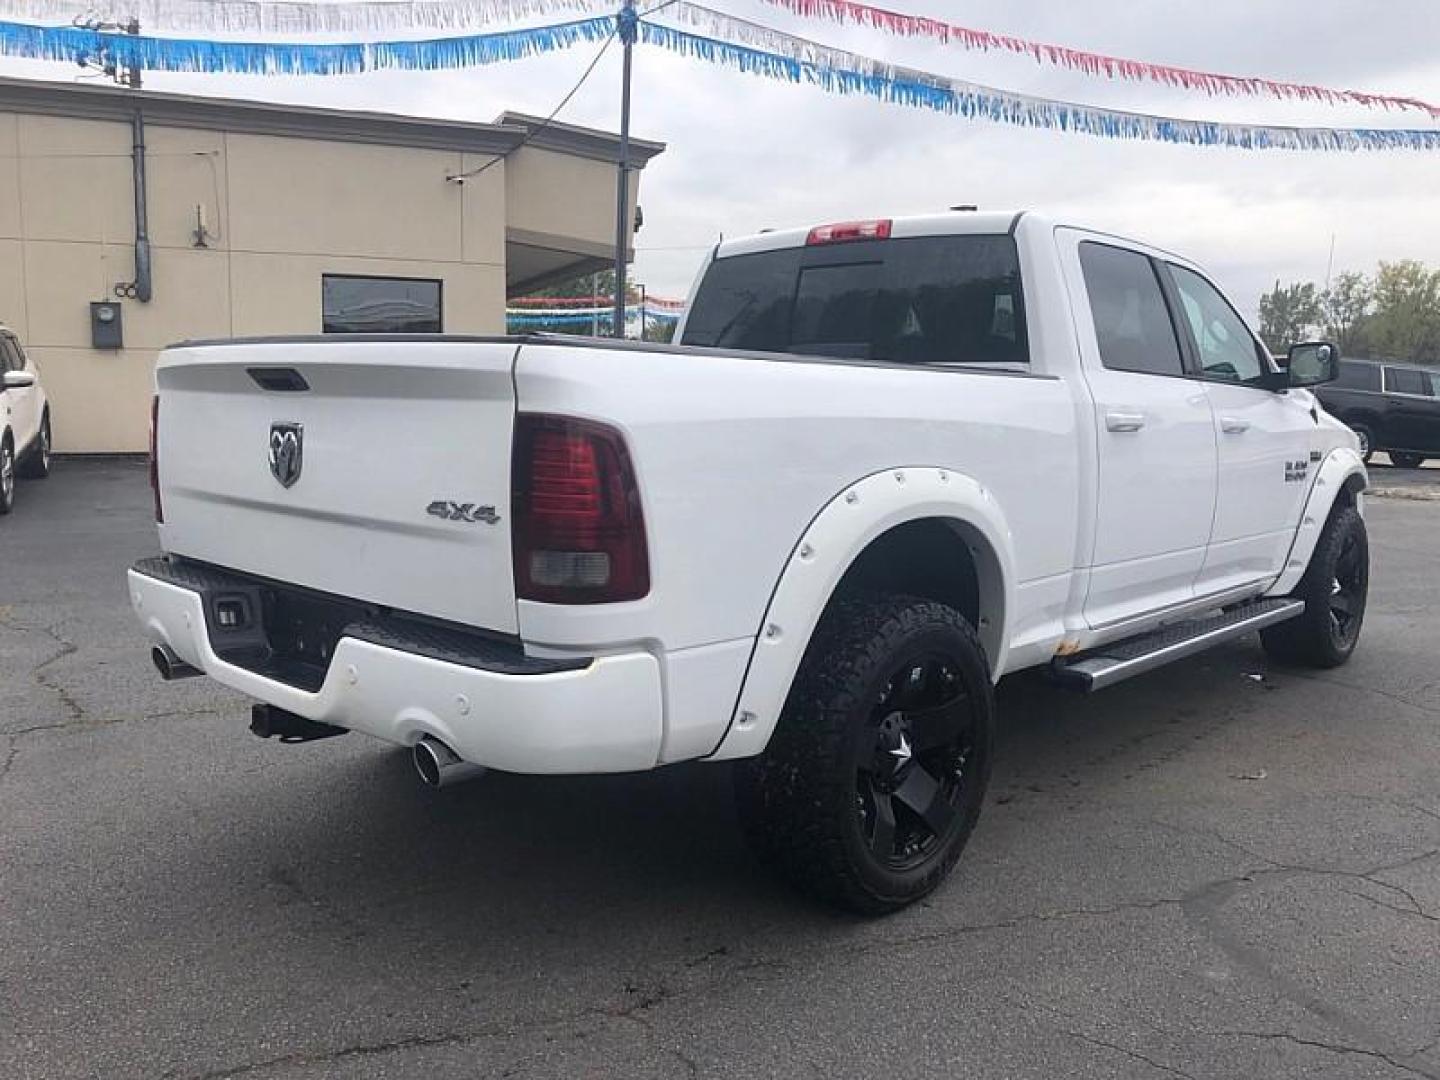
[155,338,520,634]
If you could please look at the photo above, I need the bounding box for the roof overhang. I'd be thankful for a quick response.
[494,110,665,167]
[0,75,527,154]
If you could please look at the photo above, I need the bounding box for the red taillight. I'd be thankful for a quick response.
[512,414,649,604]
[148,394,163,524]
[806,219,892,246]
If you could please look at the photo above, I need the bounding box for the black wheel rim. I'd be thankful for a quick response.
[855,651,976,872]
[1328,531,1366,647]
[1,444,12,503]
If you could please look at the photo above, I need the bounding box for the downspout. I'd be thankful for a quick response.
[130,108,152,303]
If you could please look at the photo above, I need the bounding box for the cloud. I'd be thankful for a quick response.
[3,0,1435,312]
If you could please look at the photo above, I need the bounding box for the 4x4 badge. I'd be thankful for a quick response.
[427,500,500,525]
[268,422,303,488]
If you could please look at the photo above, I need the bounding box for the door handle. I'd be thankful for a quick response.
[1105,410,1145,433]
[1220,417,1251,434]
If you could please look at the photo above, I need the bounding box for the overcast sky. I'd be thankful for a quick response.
[3,0,1437,312]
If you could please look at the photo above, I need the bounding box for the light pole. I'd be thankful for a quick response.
[611,0,636,338]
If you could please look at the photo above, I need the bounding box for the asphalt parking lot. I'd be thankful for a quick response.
[2,458,1438,1080]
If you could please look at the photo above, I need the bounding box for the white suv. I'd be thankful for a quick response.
[0,326,52,514]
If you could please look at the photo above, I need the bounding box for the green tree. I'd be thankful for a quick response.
[1365,260,1440,362]
[1258,280,1322,353]
[1320,271,1373,357]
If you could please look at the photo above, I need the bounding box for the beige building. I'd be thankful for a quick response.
[0,76,663,452]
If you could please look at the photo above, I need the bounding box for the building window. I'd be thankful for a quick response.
[322,275,443,334]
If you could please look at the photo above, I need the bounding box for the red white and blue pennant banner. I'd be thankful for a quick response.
[0,1,1433,151]
[650,4,1440,152]
[752,0,1440,119]
[3,0,1435,120]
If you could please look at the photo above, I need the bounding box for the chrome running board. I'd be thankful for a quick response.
[1053,598,1305,692]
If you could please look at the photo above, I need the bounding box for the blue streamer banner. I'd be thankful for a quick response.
[0,3,1432,152]
[642,13,1440,152]
[0,14,612,74]
[0,0,609,35]
[506,310,680,325]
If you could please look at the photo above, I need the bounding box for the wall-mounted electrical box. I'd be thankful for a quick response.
[90,301,123,350]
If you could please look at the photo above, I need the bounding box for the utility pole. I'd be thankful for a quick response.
[611,0,637,338]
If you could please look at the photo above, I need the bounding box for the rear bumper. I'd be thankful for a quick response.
[127,560,664,774]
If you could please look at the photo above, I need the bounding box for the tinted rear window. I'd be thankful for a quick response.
[1334,360,1381,391]
[680,235,1028,366]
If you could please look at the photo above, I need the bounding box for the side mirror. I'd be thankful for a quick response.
[1285,341,1339,388]
[2,369,35,390]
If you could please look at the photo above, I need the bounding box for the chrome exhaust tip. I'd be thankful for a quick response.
[152,644,200,681]
[413,736,486,789]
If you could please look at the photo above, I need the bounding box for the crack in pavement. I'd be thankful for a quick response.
[1053,1025,1200,1080]
[1015,997,1200,1079]
[0,722,69,784]
[0,706,222,784]
[1145,819,1285,869]
[1180,852,1440,1078]
[186,1029,471,1080]
[186,997,685,1080]
[266,866,367,946]
[875,895,1184,950]
[71,853,1440,1080]
[0,611,85,722]
[1240,851,1440,922]
[1281,669,1440,721]
[1339,883,1440,924]
[1022,992,1438,1080]
[1217,1030,1439,1079]
[143,705,237,724]
[184,946,744,1080]
[615,1009,700,1079]
[1347,792,1440,830]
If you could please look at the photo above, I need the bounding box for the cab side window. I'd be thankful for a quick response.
[1079,242,1184,376]
[1335,360,1381,392]
[1167,265,1266,385]
[1384,367,1431,396]
[0,338,14,374]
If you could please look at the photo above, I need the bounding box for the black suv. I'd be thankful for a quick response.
[1314,358,1440,468]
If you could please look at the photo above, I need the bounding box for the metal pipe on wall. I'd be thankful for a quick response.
[131,109,152,303]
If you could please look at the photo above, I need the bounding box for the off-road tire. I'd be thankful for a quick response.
[735,595,995,915]
[1388,451,1425,470]
[1260,505,1368,668]
[17,411,50,479]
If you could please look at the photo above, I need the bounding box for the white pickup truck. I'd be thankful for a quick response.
[129,211,1369,913]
